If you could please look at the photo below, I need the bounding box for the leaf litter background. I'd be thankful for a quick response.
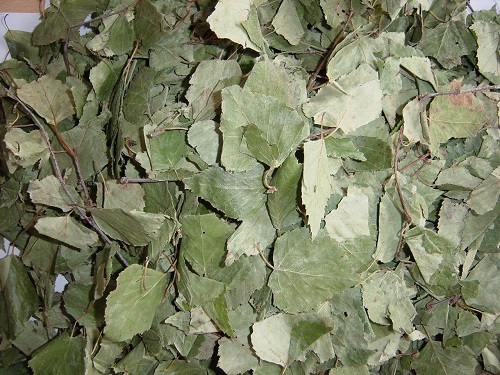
[0,0,499,374]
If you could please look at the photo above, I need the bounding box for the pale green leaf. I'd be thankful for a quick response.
[471,21,500,84]
[148,130,188,173]
[324,186,370,241]
[403,98,428,146]
[104,265,167,342]
[35,217,99,249]
[362,268,417,334]
[134,0,166,50]
[412,344,477,375]
[207,0,260,52]
[251,313,331,367]
[374,193,402,263]
[435,166,482,190]
[328,366,370,375]
[467,166,500,214]
[303,64,383,134]
[302,139,332,238]
[103,180,145,211]
[17,76,74,125]
[90,208,165,246]
[225,204,276,265]
[184,165,266,219]
[188,120,220,165]
[2,128,49,173]
[399,57,437,88]
[272,0,304,45]
[269,228,371,313]
[438,198,468,248]
[186,60,242,121]
[461,254,500,314]
[122,67,156,125]
[461,202,500,250]
[28,333,86,375]
[28,175,79,212]
[0,255,38,340]
[218,338,259,375]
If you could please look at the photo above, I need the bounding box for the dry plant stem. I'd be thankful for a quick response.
[263,167,277,193]
[418,84,500,101]
[399,152,430,173]
[120,177,163,184]
[394,126,413,224]
[4,89,130,267]
[63,0,141,75]
[306,0,354,92]
[257,243,274,270]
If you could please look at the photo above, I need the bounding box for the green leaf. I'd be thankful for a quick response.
[104,265,168,342]
[184,165,266,219]
[180,214,233,277]
[267,155,303,232]
[90,208,166,246]
[303,64,383,134]
[134,0,166,50]
[17,76,74,125]
[362,268,417,334]
[302,139,332,238]
[461,254,500,314]
[32,0,98,45]
[0,256,38,340]
[207,0,260,52]
[35,217,99,249]
[419,20,477,69]
[272,0,305,45]
[148,129,188,173]
[218,337,259,375]
[268,228,371,313]
[251,313,331,367]
[28,176,77,212]
[412,344,477,375]
[405,227,463,289]
[374,193,402,263]
[188,120,220,165]
[89,56,127,102]
[225,204,276,265]
[122,67,156,125]
[471,21,500,84]
[460,201,500,250]
[428,88,490,154]
[467,166,500,215]
[28,333,86,375]
[324,187,370,241]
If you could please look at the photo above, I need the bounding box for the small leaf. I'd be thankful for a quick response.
[272,0,305,45]
[3,128,49,173]
[218,337,259,375]
[412,344,477,375]
[103,180,146,212]
[302,139,332,238]
[35,217,99,249]
[28,176,77,212]
[104,265,168,342]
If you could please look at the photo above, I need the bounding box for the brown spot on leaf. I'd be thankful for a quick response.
[449,79,474,106]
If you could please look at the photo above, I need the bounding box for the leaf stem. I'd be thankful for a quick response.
[263,166,277,193]
[257,243,274,270]
[394,126,413,225]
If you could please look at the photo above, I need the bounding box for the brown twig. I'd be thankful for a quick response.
[399,152,430,173]
[394,126,413,224]
[263,167,277,193]
[3,88,129,267]
[418,85,500,101]
[257,243,274,270]
[306,0,354,92]
[119,177,163,184]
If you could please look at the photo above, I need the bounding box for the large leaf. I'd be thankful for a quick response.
[268,228,371,313]
[412,343,477,375]
[104,265,168,342]
[35,216,99,249]
[0,256,39,340]
[184,165,266,219]
[303,64,383,134]
[28,333,86,375]
[17,76,74,125]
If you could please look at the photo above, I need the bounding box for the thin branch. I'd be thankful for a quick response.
[257,243,274,270]
[394,126,413,224]
[418,85,500,101]
[119,177,164,184]
[263,167,277,193]
[307,0,354,92]
[6,89,130,267]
